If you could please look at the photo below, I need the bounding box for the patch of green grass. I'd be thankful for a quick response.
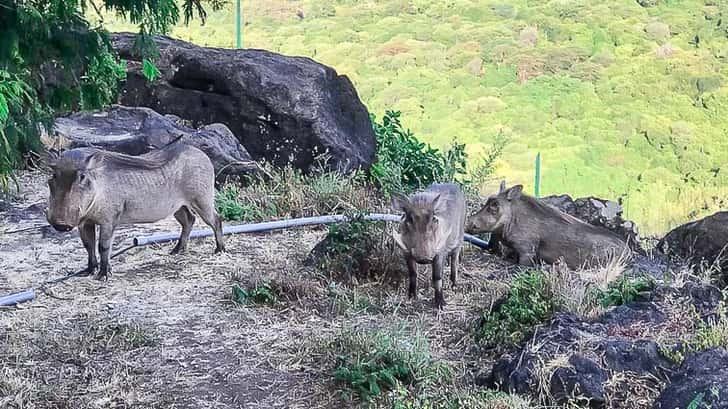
[327,283,381,315]
[215,183,271,222]
[690,302,728,352]
[589,276,655,308]
[389,387,532,409]
[331,329,451,402]
[475,270,557,349]
[231,282,280,306]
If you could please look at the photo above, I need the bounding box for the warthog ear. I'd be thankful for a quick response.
[83,151,104,170]
[431,193,448,214]
[505,185,523,201]
[46,149,61,169]
[391,192,411,214]
[499,180,507,193]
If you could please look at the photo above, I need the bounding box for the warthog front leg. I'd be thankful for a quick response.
[406,256,418,299]
[449,247,460,288]
[432,254,446,309]
[96,224,115,281]
[78,222,98,276]
[514,244,537,267]
[171,206,195,255]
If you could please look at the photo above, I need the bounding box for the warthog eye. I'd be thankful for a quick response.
[432,216,439,225]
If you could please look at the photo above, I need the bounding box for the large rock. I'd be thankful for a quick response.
[541,194,641,251]
[654,348,728,409]
[658,212,728,282]
[49,105,258,181]
[111,33,376,173]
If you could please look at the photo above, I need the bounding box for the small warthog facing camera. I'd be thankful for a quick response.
[391,183,466,309]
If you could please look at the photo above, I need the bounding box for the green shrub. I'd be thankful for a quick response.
[589,276,655,308]
[368,110,469,196]
[231,282,279,306]
[475,271,557,348]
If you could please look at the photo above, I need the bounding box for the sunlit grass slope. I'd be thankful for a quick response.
[94,0,728,235]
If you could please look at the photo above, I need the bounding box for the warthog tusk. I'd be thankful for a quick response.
[391,231,408,251]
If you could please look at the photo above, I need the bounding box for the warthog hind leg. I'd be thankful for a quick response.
[171,206,195,255]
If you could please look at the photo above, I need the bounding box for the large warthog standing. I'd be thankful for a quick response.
[391,183,466,309]
[46,144,225,280]
[466,184,629,269]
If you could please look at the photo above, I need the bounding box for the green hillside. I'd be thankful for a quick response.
[95,0,728,235]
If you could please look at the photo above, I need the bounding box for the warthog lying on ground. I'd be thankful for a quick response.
[46,144,225,280]
[391,183,466,309]
[466,184,629,269]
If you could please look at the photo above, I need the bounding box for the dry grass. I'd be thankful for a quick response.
[0,170,522,409]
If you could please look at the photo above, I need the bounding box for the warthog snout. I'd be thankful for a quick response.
[51,223,74,232]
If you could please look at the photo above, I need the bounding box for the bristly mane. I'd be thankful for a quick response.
[94,144,187,170]
[519,193,625,238]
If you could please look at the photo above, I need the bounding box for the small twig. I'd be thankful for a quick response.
[1,225,46,235]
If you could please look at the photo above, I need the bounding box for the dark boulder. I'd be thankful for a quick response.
[482,310,676,406]
[550,354,608,406]
[111,32,376,173]
[541,194,641,251]
[658,211,728,283]
[50,105,258,181]
[654,348,728,409]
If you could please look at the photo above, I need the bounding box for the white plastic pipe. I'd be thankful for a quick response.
[133,213,490,249]
[0,289,36,306]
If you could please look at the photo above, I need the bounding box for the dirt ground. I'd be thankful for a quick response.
[0,171,512,408]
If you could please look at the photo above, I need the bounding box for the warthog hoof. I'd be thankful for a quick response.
[408,289,418,299]
[74,265,97,277]
[434,293,446,309]
[95,268,111,281]
[214,245,226,254]
[170,245,186,255]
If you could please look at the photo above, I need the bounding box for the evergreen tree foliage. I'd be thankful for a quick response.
[0,0,224,189]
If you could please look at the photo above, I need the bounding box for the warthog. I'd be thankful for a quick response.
[391,183,466,309]
[46,144,225,280]
[466,184,629,269]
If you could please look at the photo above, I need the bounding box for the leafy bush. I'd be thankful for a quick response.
[231,282,279,306]
[318,214,377,277]
[331,329,450,402]
[369,110,469,196]
[475,271,557,348]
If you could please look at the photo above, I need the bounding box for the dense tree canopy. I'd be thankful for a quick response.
[0,0,224,188]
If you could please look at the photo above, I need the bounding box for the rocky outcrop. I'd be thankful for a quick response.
[480,282,723,407]
[111,33,376,173]
[654,348,728,409]
[541,194,641,251]
[49,105,258,181]
[658,211,728,283]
